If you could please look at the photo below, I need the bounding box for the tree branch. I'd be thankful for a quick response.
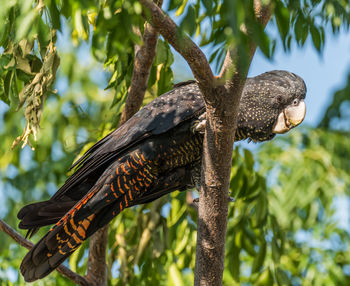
[86,224,109,286]
[119,16,161,124]
[195,3,272,286]
[86,2,162,285]
[0,219,90,286]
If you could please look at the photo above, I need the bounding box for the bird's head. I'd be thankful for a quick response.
[237,70,307,142]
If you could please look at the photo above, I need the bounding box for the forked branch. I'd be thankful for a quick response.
[139,0,215,94]
[139,1,272,286]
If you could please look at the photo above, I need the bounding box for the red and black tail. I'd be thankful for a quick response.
[20,189,124,282]
[20,213,95,282]
[19,150,160,281]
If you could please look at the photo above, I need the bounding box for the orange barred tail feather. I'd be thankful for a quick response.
[19,150,157,282]
[20,190,128,282]
[20,212,96,282]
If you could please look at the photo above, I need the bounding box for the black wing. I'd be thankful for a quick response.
[18,82,205,230]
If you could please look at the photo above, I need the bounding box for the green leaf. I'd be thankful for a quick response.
[209,47,220,63]
[310,26,322,52]
[201,0,213,13]
[0,79,10,105]
[180,5,196,36]
[242,235,256,256]
[228,245,240,282]
[254,193,268,226]
[252,241,266,273]
[37,18,51,56]
[271,237,281,263]
[244,149,254,171]
[74,9,89,40]
[0,15,12,47]
[174,224,190,255]
[274,2,290,50]
[275,267,290,286]
[61,0,72,18]
[294,15,306,45]
[4,70,13,98]
[168,263,184,286]
[175,0,188,16]
[255,268,274,285]
[48,0,62,31]
[16,9,38,40]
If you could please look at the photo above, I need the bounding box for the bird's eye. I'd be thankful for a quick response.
[293,99,299,105]
[276,95,282,103]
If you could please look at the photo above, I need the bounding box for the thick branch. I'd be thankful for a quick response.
[194,88,238,286]
[195,2,272,286]
[139,0,215,93]
[86,3,162,285]
[0,219,90,286]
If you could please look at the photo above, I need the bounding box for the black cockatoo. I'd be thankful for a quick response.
[18,70,306,282]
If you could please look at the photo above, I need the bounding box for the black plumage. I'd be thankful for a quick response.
[18,70,306,282]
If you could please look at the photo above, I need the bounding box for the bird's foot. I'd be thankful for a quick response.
[191,112,206,134]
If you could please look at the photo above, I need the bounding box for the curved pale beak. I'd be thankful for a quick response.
[273,99,306,134]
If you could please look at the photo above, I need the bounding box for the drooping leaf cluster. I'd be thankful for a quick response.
[0,0,174,148]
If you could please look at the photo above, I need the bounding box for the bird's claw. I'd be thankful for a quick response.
[192,112,207,134]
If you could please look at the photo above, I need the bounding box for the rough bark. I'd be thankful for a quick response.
[0,219,90,286]
[195,3,271,284]
[140,1,271,285]
[195,4,271,285]
[194,87,240,286]
[86,3,161,285]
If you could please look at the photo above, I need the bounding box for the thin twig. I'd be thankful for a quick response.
[86,224,108,286]
[120,1,162,125]
[0,219,90,286]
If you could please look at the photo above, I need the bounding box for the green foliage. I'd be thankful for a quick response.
[256,128,350,285]
[319,71,350,130]
[1,0,350,285]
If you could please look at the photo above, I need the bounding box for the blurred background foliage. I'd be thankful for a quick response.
[0,0,350,285]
